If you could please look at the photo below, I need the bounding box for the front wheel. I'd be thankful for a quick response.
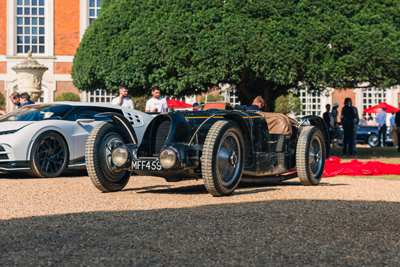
[86,122,132,192]
[202,121,245,196]
[28,131,69,178]
[296,126,326,186]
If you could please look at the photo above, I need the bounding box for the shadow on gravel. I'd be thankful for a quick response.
[135,184,279,195]
[132,180,347,196]
[0,170,88,179]
[1,200,399,266]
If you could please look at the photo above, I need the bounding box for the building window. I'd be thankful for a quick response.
[16,0,45,54]
[89,0,102,25]
[298,89,322,116]
[362,87,386,112]
[363,88,386,112]
[88,90,114,103]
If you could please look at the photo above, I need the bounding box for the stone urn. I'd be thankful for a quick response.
[11,51,48,102]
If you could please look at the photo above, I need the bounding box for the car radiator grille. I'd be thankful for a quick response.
[0,154,9,160]
[154,120,171,155]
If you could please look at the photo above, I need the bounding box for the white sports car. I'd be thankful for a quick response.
[0,102,153,178]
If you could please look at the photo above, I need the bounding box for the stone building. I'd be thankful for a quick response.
[1,0,399,124]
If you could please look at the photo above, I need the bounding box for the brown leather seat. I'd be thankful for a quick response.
[256,112,294,138]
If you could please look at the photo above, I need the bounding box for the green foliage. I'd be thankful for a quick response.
[55,92,81,102]
[131,94,150,112]
[274,93,302,115]
[73,0,400,111]
[199,94,225,103]
[0,92,5,110]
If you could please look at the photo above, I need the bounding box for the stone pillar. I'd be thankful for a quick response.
[11,51,48,102]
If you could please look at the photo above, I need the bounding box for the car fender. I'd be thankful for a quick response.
[95,112,138,144]
[301,116,330,158]
[23,122,74,161]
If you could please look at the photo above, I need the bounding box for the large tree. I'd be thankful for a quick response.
[72,0,400,111]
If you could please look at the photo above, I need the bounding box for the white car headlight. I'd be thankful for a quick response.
[159,149,177,169]
[111,147,129,167]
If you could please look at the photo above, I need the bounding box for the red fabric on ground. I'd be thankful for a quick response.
[323,156,400,177]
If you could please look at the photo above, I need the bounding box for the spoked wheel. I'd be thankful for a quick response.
[86,122,132,192]
[296,126,326,186]
[367,134,379,147]
[29,131,69,178]
[202,120,245,196]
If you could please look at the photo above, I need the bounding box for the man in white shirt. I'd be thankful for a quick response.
[376,107,387,147]
[111,85,135,109]
[145,86,168,113]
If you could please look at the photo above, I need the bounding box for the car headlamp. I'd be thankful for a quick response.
[159,149,177,169]
[111,146,129,167]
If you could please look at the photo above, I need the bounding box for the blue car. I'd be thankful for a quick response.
[340,119,393,147]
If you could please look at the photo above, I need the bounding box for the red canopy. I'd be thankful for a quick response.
[363,102,400,114]
[167,98,192,109]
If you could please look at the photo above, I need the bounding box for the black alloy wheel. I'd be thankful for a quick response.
[29,131,69,178]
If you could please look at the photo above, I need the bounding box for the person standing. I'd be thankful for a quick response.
[395,108,400,152]
[10,92,21,108]
[145,86,168,113]
[323,104,335,145]
[376,107,387,147]
[341,98,357,155]
[111,85,135,109]
[19,92,35,107]
[331,102,341,147]
[351,102,359,154]
[390,111,398,148]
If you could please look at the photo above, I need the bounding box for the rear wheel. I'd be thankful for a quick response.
[86,122,132,192]
[202,121,245,196]
[296,126,325,186]
[28,131,69,178]
[367,134,379,147]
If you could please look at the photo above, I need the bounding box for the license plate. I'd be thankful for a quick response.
[132,160,162,171]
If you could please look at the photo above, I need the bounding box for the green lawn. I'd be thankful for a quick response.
[329,147,400,180]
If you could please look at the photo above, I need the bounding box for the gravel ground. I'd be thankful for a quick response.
[1,172,400,266]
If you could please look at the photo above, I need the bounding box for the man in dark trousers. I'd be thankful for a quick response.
[341,98,357,155]
[323,104,335,145]
[351,103,359,154]
[395,106,400,152]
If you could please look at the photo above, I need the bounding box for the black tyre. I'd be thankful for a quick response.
[28,131,69,178]
[296,126,325,186]
[202,121,245,196]
[367,134,379,147]
[86,122,132,192]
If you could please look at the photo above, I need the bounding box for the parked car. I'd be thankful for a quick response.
[339,119,393,147]
[0,102,153,178]
[85,105,330,196]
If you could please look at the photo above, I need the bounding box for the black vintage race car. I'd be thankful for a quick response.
[85,104,330,196]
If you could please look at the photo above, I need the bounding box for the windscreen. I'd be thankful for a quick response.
[0,104,72,122]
